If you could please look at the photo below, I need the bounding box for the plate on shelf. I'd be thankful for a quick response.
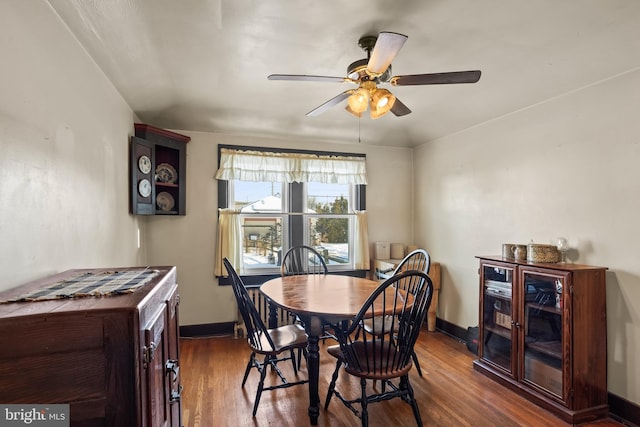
[156,163,177,184]
[138,179,152,198]
[138,155,152,174]
[156,192,175,212]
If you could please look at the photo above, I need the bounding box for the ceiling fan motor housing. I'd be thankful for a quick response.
[347,35,393,82]
[347,59,392,82]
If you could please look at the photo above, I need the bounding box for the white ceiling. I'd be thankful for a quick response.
[47,0,640,148]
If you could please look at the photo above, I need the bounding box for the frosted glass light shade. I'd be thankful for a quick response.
[370,88,396,119]
[347,88,369,113]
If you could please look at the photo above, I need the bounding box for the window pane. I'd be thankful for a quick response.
[233,181,283,212]
[308,217,350,266]
[241,216,283,270]
[306,182,351,267]
[307,182,350,213]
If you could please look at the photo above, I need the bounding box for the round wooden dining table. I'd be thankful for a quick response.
[260,274,384,425]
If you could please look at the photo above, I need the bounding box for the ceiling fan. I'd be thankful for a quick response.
[268,31,481,119]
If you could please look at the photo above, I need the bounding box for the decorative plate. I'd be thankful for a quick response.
[156,163,177,184]
[156,192,175,212]
[138,155,152,174]
[138,179,152,198]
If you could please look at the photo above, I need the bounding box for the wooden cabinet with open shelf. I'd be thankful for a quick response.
[474,256,608,424]
[130,124,190,216]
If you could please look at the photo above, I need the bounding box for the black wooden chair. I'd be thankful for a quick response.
[324,270,433,427]
[223,258,309,416]
[363,248,430,376]
[281,245,334,366]
[392,248,430,277]
[281,245,329,276]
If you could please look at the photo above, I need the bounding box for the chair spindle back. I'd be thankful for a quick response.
[336,270,433,378]
[281,245,329,276]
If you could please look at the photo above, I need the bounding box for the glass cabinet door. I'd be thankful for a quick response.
[481,264,515,373]
[521,269,567,397]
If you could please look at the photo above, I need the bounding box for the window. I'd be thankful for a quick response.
[215,145,369,280]
[232,180,286,273]
[304,182,353,268]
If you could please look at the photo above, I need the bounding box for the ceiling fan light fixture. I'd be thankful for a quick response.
[369,108,385,120]
[345,105,363,118]
[347,87,370,114]
[370,88,396,119]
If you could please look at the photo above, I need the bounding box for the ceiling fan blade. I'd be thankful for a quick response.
[367,32,408,75]
[391,70,481,86]
[268,74,347,83]
[391,98,412,117]
[306,91,352,117]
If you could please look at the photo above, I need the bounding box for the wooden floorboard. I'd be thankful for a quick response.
[179,330,626,427]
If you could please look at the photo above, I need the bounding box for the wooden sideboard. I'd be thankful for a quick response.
[0,266,182,427]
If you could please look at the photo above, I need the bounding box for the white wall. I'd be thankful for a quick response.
[146,132,414,326]
[0,1,143,290]
[413,69,640,403]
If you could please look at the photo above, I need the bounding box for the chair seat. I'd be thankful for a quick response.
[326,341,413,380]
[362,315,397,336]
[250,324,308,355]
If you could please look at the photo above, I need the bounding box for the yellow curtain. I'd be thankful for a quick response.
[215,208,243,276]
[215,148,368,184]
[354,210,370,270]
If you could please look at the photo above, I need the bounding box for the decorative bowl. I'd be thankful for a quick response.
[526,244,560,263]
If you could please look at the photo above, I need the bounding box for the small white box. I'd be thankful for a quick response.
[375,242,390,260]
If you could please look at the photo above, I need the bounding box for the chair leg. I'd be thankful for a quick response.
[290,349,298,375]
[252,355,270,417]
[324,359,342,410]
[360,377,369,427]
[400,374,423,427]
[411,350,423,377]
[242,352,255,387]
[297,347,309,370]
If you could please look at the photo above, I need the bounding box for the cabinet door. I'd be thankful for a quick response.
[166,286,182,426]
[519,268,570,402]
[142,305,172,427]
[480,262,517,376]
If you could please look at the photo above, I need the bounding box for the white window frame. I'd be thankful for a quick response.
[216,144,367,281]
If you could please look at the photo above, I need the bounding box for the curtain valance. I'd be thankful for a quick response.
[215,148,368,185]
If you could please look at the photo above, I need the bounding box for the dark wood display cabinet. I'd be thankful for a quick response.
[131,123,190,215]
[0,266,182,427]
[473,256,608,424]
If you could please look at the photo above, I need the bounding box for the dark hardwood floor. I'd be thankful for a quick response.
[179,330,626,427]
